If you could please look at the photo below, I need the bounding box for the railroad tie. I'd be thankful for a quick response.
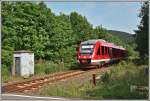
[17,85,25,88]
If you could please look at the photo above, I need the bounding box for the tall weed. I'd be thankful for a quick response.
[35,61,68,75]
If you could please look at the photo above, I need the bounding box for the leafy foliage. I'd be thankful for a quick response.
[70,12,93,42]
[135,2,149,58]
[101,72,111,83]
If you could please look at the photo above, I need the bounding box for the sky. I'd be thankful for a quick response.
[45,2,142,34]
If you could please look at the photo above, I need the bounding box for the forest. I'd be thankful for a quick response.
[1,1,148,77]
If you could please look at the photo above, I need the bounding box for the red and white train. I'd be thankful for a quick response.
[77,39,127,67]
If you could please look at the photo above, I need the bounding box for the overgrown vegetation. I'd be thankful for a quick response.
[2,67,23,82]
[85,61,148,99]
[35,61,69,75]
[38,61,148,99]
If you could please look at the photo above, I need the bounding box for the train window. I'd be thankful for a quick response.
[104,47,107,54]
[108,47,110,55]
[107,47,109,54]
[112,48,114,56]
[80,44,95,55]
[97,46,100,55]
[101,46,104,55]
[106,47,108,54]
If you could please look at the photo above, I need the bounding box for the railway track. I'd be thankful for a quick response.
[2,67,110,93]
[2,70,85,93]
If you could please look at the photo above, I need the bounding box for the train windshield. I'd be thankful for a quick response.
[80,44,95,55]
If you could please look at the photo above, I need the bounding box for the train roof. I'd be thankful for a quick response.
[80,39,106,45]
[101,42,126,50]
[80,39,126,50]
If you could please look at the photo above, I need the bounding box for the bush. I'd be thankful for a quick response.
[101,72,111,83]
[143,54,148,65]
[2,66,12,82]
[35,63,46,75]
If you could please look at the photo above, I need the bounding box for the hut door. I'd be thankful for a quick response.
[15,57,20,75]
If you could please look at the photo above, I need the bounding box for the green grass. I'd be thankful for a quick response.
[85,65,148,99]
[2,61,71,82]
[35,61,69,75]
[37,60,148,99]
[2,67,23,83]
[38,82,93,99]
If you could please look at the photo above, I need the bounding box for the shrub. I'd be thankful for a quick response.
[35,63,46,75]
[45,67,52,74]
[101,72,111,83]
[35,61,69,75]
[2,67,11,81]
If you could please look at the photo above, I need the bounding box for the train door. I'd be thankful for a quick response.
[101,46,105,59]
[105,47,108,59]
[107,47,109,58]
[108,48,113,64]
[99,46,106,66]
[95,45,101,67]
[96,45,101,60]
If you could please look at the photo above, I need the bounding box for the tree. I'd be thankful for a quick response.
[1,2,55,68]
[44,13,75,62]
[135,2,149,58]
[70,12,93,42]
[93,25,108,39]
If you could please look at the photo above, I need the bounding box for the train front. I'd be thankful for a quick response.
[77,42,95,65]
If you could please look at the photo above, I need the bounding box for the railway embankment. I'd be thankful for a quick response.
[1,58,148,99]
[36,60,148,99]
[2,60,148,99]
